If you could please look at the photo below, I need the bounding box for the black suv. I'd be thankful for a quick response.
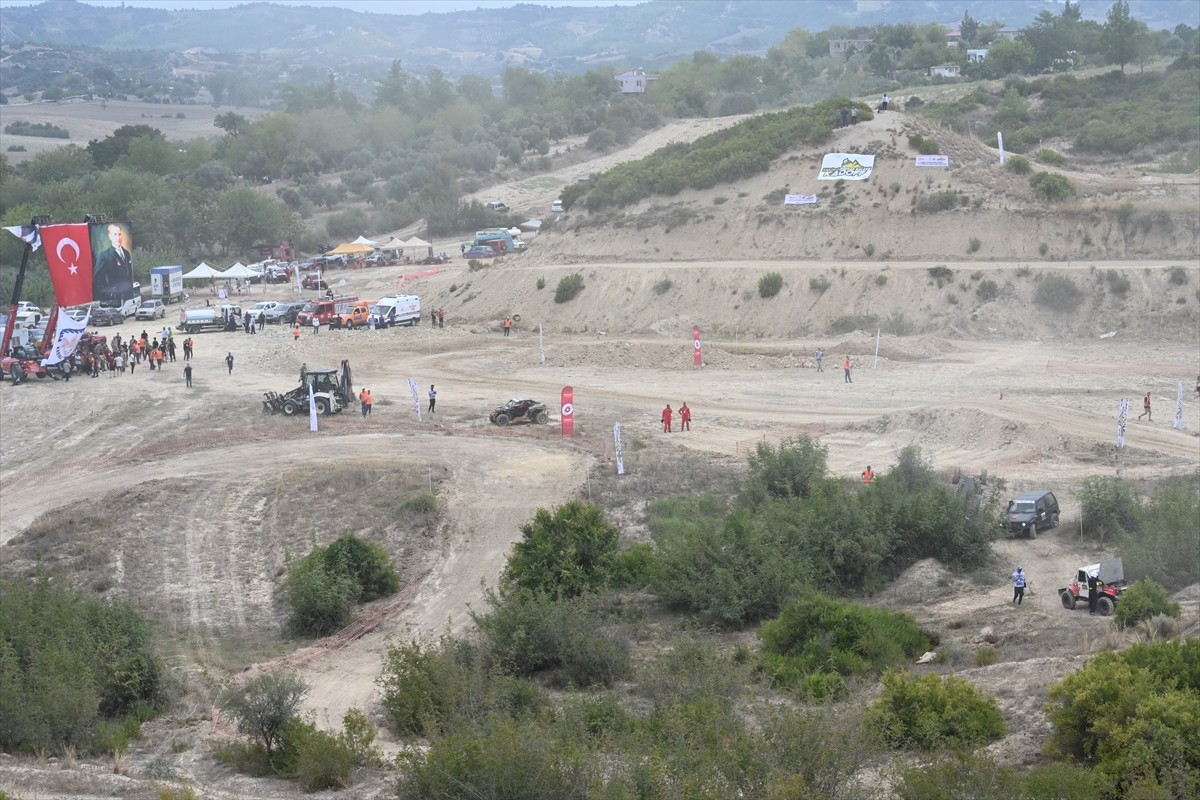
[1006,490,1060,539]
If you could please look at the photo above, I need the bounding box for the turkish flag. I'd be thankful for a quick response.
[693,325,702,367]
[40,224,94,306]
[561,386,574,436]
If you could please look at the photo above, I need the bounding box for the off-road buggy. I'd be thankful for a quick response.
[1059,558,1129,616]
[489,398,549,426]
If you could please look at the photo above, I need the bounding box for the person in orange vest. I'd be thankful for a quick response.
[1137,391,1151,422]
[503,316,512,337]
[661,403,673,433]
[843,355,853,383]
[364,389,373,417]
[292,324,301,342]
[358,388,369,418]
[679,402,692,431]
[862,465,875,483]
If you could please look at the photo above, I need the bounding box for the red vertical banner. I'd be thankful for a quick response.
[561,386,574,436]
[693,325,702,367]
[39,224,94,306]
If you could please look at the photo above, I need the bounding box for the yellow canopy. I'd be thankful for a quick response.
[325,242,374,255]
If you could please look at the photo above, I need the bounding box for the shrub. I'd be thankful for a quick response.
[863,243,875,257]
[1078,475,1141,540]
[745,434,828,502]
[1030,171,1076,202]
[535,276,545,290]
[554,273,584,303]
[907,133,940,155]
[917,190,959,212]
[1037,148,1068,166]
[467,259,487,272]
[324,534,399,602]
[868,671,1006,750]
[976,279,1000,300]
[1114,578,1181,631]
[1046,640,1200,792]
[758,271,784,298]
[284,534,399,636]
[759,594,929,698]
[1123,480,1200,591]
[1105,269,1131,296]
[1033,274,1084,312]
[809,275,831,294]
[875,273,888,286]
[220,672,308,761]
[894,752,1112,800]
[928,265,953,281]
[967,237,982,253]
[975,645,998,667]
[1005,155,1032,174]
[1168,266,1189,285]
[652,277,673,295]
[502,501,620,599]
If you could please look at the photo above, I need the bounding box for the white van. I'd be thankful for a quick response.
[370,295,421,327]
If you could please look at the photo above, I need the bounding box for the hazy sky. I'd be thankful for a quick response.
[0,0,644,11]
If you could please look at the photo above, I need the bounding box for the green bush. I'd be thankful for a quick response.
[917,190,959,212]
[652,277,673,295]
[868,671,1006,750]
[907,133,941,155]
[467,258,487,272]
[1030,171,1076,202]
[863,243,875,257]
[1105,269,1131,296]
[323,534,399,602]
[1037,148,1068,166]
[220,672,308,762]
[809,274,831,294]
[758,271,784,298]
[758,594,929,698]
[1033,274,1084,312]
[502,501,619,599]
[1123,480,1200,590]
[0,578,167,754]
[1078,475,1141,539]
[554,273,584,303]
[745,434,828,502]
[1168,266,1189,285]
[1046,640,1200,793]
[894,752,1112,800]
[967,236,982,253]
[283,534,398,636]
[1114,578,1182,631]
[535,276,545,290]
[928,265,953,281]
[976,279,1000,300]
[975,645,998,667]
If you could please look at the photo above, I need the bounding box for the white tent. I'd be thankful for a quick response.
[403,236,431,248]
[220,262,256,278]
[351,235,378,247]
[182,262,221,280]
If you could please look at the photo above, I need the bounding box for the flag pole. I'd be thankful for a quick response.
[2,215,50,358]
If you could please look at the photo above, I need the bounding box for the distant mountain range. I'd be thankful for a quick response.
[1,0,1194,79]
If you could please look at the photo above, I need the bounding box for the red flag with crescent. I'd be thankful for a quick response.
[693,325,702,367]
[561,386,574,436]
[40,224,94,306]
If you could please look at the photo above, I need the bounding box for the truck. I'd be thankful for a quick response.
[149,265,185,305]
[1059,558,1130,617]
[332,302,373,330]
[370,295,421,328]
[295,295,357,327]
[474,230,516,253]
[178,304,242,334]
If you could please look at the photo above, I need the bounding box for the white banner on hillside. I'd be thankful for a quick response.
[818,153,875,180]
[42,306,88,366]
[915,155,949,167]
[614,422,625,476]
[1175,382,1184,430]
[408,377,422,422]
[784,194,818,205]
[1116,398,1129,448]
[308,383,319,432]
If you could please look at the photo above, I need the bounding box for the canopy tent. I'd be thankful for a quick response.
[518,219,542,231]
[220,262,257,278]
[403,236,431,248]
[351,235,378,247]
[182,262,222,280]
[326,242,374,256]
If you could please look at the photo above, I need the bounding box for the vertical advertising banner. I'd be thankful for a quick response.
[39,224,94,306]
[89,222,136,308]
[693,325,702,367]
[561,386,574,436]
[408,377,422,422]
[613,422,625,475]
[1175,382,1184,430]
[1116,398,1129,448]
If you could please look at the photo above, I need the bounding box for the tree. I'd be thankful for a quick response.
[213,111,249,136]
[221,671,308,760]
[214,188,295,254]
[1103,0,1141,75]
[960,11,980,43]
[502,501,619,599]
[986,38,1036,75]
[86,124,165,170]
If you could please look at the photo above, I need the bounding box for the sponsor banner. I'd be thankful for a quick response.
[784,194,818,205]
[88,222,137,309]
[614,422,625,475]
[693,325,702,367]
[3,225,41,251]
[1175,382,1184,430]
[308,383,319,432]
[561,386,574,436]
[1116,398,1129,448]
[42,306,89,366]
[915,155,949,167]
[818,153,874,181]
[40,224,94,307]
[408,377,422,422]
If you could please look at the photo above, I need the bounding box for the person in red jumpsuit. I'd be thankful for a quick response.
[661,404,673,433]
[679,402,691,431]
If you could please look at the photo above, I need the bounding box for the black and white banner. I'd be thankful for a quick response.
[915,155,949,167]
[1116,398,1129,448]
[42,306,89,366]
[408,377,422,422]
[1175,382,1184,430]
[614,422,625,475]
[784,194,818,205]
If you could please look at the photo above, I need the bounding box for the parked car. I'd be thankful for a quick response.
[264,301,305,325]
[92,306,125,326]
[245,300,280,321]
[302,273,328,290]
[1005,490,1060,539]
[486,201,510,213]
[136,300,166,320]
[463,246,497,259]
[551,199,565,213]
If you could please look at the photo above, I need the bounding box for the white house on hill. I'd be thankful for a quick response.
[615,69,656,94]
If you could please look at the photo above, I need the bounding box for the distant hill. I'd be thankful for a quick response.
[0,0,1194,81]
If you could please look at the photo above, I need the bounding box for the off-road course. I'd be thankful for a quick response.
[1,104,1198,799]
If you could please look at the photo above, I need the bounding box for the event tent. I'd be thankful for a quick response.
[326,242,374,256]
[182,262,221,280]
[351,235,378,247]
[220,262,257,279]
